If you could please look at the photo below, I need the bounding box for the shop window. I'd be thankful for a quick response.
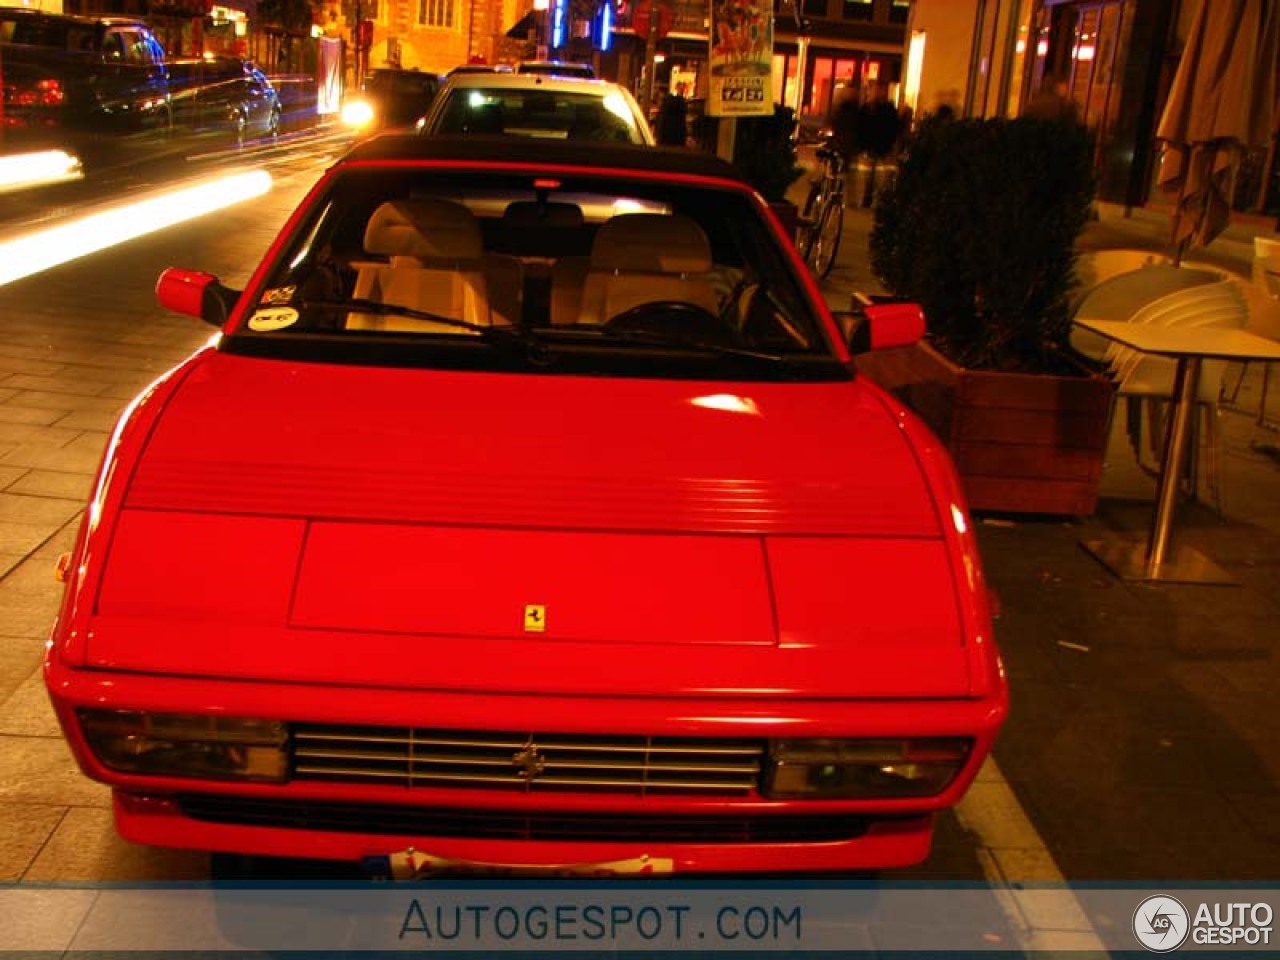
[808,57,833,113]
[418,0,454,29]
[802,0,829,20]
[842,0,873,21]
[341,0,380,23]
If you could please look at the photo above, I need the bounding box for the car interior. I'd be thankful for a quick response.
[346,199,721,333]
[256,174,824,356]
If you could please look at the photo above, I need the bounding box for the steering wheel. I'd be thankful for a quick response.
[605,300,741,346]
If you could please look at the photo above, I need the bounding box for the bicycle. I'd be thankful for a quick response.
[796,138,846,281]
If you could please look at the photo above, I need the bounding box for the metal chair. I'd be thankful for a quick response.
[1221,237,1280,427]
[1107,278,1251,510]
[1069,258,1221,364]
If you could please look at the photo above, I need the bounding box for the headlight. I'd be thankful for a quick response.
[77,709,287,782]
[763,737,971,799]
[340,99,376,129]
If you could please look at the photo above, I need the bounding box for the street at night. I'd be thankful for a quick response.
[2,0,1280,942]
[0,136,1277,898]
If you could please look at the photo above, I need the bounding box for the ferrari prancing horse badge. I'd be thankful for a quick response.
[523,604,546,633]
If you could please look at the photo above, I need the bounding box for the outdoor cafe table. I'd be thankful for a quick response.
[1073,318,1280,584]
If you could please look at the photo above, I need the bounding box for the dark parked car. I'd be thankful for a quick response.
[340,67,442,135]
[0,6,170,160]
[168,55,281,144]
[267,72,322,133]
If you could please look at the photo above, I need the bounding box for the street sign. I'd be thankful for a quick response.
[356,18,374,48]
[708,0,773,117]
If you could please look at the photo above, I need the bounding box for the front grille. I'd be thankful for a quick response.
[179,795,867,844]
[291,725,765,796]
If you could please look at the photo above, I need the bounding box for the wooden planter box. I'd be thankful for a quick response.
[856,341,1115,516]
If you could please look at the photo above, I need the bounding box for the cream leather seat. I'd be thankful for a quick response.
[348,198,493,332]
[550,255,590,325]
[571,213,719,326]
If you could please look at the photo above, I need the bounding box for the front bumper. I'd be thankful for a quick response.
[116,791,937,874]
[47,660,1005,874]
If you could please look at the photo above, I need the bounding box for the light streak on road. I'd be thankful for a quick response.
[0,150,83,193]
[0,168,273,287]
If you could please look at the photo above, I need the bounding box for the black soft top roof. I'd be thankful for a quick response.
[338,134,751,188]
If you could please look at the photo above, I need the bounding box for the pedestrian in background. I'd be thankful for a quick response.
[895,102,914,155]
[828,84,861,157]
[656,91,689,146]
[824,84,861,206]
[857,80,901,207]
[1023,73,1080,125]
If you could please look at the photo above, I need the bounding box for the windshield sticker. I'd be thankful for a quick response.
[259,285,297,305]
[247,307,299,332]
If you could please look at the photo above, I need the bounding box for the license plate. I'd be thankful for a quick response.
[367,848,675,879]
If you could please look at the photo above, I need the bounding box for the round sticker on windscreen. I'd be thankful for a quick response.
[248,307,299,331]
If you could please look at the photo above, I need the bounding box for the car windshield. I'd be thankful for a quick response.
[429,87,643,143]
[228,167,840,381]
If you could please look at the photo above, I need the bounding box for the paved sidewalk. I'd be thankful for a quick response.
[821,197,1280,881]
[0,171,314,883]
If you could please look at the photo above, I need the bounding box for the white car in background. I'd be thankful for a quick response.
[517,59,595,79]
[418,72,654,145]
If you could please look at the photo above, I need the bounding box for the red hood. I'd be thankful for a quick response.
[124,352,940,536]
[84,352,974,698]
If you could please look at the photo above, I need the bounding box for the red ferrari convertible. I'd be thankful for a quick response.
[45,136,1006,876]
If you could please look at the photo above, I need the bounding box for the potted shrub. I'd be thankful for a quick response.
[732,103,805,238]
[860,114,1113,515]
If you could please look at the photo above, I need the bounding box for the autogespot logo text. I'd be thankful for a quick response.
[1133,895,1190,953]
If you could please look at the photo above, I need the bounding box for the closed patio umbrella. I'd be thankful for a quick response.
[1156,0,1279,260]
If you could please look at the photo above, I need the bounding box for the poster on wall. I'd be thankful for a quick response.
[708,0,773,117]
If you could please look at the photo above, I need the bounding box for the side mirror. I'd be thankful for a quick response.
[836,294,925,354]
[155,268,240,328]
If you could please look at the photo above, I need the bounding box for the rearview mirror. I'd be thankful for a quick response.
[155,268,241,328]
[836,294,925,354]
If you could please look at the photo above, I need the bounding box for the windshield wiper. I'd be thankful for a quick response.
[297,298,514,339]
[547,324,789,364]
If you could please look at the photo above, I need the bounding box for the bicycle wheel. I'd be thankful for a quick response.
[809,195,844,280]
[796,182,824,262]
[801,178,823,218]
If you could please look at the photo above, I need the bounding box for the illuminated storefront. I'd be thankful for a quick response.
[909,0,1192,207]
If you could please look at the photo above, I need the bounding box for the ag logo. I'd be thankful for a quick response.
[1133,895,1190,952]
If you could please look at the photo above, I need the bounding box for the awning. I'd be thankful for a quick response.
[506,10,539,39]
